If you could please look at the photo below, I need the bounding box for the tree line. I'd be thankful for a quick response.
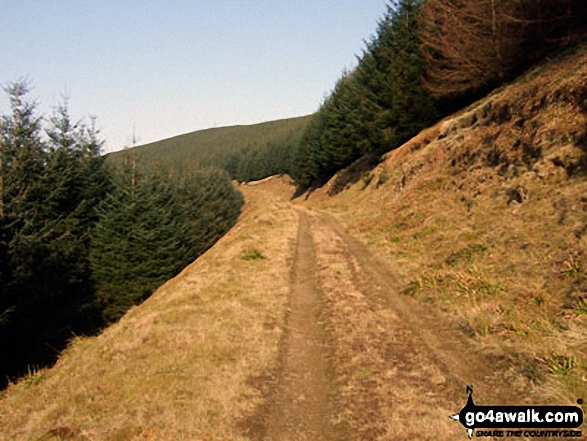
[280,0,587,189]
[219,126,305,183]
[106,116,312,187]
[120,0,586,190]
[0,82,243,387]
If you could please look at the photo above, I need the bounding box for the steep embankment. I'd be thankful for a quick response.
[310,43,587,405]
[0,178,300,440]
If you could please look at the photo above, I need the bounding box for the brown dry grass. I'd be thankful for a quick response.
[0,182,298,441]
[2,44,586,441]
[307,43,587,409]
[309,214,462,440]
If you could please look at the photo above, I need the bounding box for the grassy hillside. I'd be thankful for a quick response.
[0,42,585,441]
[309,43,587,403]
[0,178,300,440]
[106,115,312,175]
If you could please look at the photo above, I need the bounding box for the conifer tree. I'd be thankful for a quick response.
[0,83,107,385]
[178,167,243,256]
[0,82,60,382]
[91,164,243,323]
[91,166,185,322]
[291,0,437,188]
[379,0,438,146]
[419,0,587,100]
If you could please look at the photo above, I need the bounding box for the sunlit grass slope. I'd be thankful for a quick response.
[0,178,299,440]
[309,43,587,405]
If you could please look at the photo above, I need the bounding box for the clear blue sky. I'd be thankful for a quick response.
[1,1,389,153]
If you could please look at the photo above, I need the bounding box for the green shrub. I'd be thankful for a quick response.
[377,169,390,187]
[242,247,265,261]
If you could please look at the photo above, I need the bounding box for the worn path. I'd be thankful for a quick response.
[258,195,524,440]
[264,211,335,441]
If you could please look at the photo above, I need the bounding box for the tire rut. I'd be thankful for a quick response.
[308,210,461,439]
[317,210,522,405]
[261,205,524,440]
[264,210,335,441]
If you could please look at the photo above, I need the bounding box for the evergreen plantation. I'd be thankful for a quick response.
[291,0,439,189]
[1,0,586,389]
[107,115,312,184]
[0,83,243,387]
[91,165,243,323]
[290,0,587,188]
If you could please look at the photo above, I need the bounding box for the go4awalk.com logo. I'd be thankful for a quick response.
[450,386,584,439]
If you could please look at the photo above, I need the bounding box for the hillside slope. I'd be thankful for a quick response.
[106,115,311,172]
[0,178,300,440]
[310,43,587,403]
[0,44,586,440]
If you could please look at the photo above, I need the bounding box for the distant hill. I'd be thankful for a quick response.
[106,115,313,176]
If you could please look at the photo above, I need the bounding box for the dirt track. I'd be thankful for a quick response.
[256,196,526,440]
[264,212,335,440]
[0,179,538,440]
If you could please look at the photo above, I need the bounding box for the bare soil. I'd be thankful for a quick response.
[264,211,335,441]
